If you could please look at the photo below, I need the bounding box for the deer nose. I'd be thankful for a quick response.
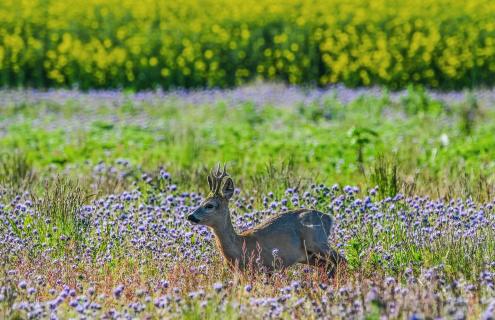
[187,214,200,223]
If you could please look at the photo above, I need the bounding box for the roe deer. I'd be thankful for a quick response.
[187,165,346,276]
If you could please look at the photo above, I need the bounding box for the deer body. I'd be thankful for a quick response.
[188,166,345,275]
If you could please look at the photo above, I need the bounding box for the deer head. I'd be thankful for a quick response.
[187,164,235,227]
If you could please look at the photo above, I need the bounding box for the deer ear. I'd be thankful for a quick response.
[207,175,213,192]
[222,177,235,200]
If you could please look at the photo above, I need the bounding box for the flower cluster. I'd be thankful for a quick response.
[1,163,494,318]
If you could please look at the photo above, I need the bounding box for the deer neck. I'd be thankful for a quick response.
[211,210,242,264]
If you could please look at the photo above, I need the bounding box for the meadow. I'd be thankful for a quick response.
[1,0,495,89]
[1,84,495,319]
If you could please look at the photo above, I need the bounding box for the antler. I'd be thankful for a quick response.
[208,163,229,195]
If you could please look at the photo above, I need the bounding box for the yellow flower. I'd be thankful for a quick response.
[0,0,492,89]
[149,57,158,66]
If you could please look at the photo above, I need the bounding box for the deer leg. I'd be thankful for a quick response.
[325,249,347,277]
[308,245,346,278]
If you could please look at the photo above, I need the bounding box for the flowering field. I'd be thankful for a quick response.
[1,0,495,89]
[1,84,495,318]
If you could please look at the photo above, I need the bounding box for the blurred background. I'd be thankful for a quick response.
[0,0,494,199]
[1,0,494,90]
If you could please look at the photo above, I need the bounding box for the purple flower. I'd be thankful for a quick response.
[343,186,353,194]
[18,280,27,289]
[87,287,95,296]
[113,284,124,299]
[482,299,495,320]
[213,282,223,292]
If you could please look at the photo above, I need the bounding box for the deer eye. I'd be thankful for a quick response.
[205,203,215,210]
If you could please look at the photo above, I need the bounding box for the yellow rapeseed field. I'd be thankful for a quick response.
[0,0,494,89]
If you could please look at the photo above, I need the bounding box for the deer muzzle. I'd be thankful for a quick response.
[187,213,200,223]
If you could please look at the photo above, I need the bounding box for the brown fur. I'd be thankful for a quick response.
[187,167,346,275]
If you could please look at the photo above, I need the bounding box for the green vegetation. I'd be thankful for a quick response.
[1,87,494,318]
[1,87,493,200]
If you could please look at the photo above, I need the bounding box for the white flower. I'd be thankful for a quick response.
[440,133,449,146]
